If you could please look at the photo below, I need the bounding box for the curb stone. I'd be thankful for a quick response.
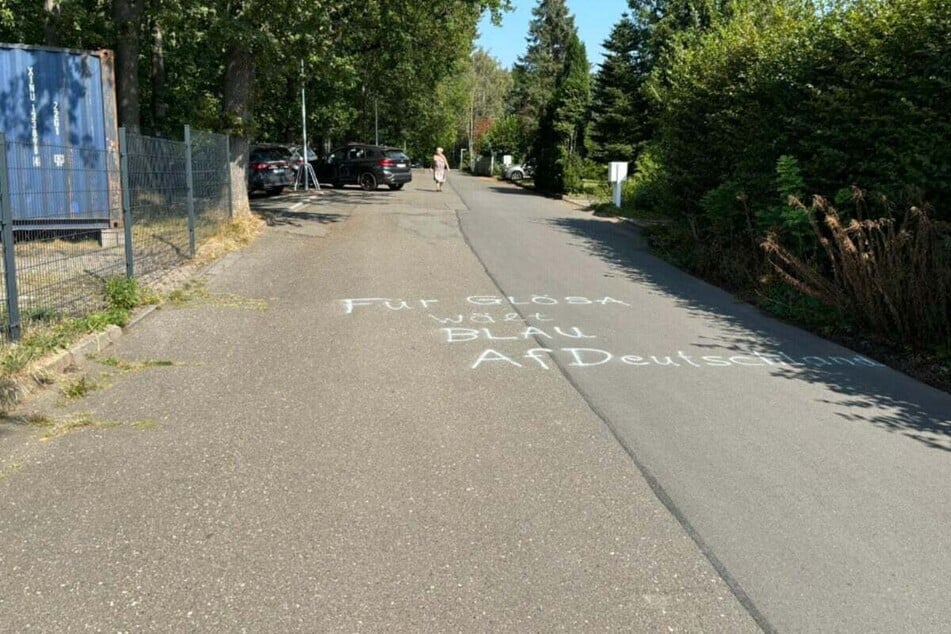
[3,304,161,411]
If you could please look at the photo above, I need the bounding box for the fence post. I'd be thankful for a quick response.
[184,125,196,257]
[118,127,135,279]
[225,135,233,219]
[0,134,21,342]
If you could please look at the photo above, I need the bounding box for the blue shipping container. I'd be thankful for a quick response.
[0,43,120,229]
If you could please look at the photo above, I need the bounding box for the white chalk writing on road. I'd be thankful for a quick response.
[337,295,884,372]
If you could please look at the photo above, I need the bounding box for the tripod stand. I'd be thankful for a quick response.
[294,160,319,192]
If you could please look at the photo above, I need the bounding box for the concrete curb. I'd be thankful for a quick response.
[3,304,161,411]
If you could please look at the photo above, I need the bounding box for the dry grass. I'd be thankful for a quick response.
[194,214,265,265]
[763,193,951,349]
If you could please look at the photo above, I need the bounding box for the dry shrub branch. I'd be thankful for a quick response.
[763,193,951,349]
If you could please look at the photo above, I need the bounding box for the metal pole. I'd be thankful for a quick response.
[300,60,309,192]
[374,98,379,145]
[118,127,135,279]
[0,134,22,341]
[184,125,196,257]
[225,135,233,219]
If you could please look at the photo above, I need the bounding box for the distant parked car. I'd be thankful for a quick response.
[247,145,294,195]
[502,159,535,182]
[316,143,413,190]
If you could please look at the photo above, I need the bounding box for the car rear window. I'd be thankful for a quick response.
[251,148,289,161]
[384,150,408,160]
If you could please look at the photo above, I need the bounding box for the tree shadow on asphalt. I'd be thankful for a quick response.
[254,209,347,227]
[544,215,951,452]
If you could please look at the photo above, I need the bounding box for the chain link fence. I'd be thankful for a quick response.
[0,126,232,347]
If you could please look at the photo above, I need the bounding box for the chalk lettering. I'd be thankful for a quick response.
[596,297,631,306]
[465,296,632,307]
[471,313,496,324]
[468,295,503,306]
[802,356,831,366]
[779,353,805,367]
[472,349,522,369]
[677,351,702,367]
[429,314,465,324]
[530,313,554,322]
[521,326,554,340]
[729,355,763,367]
[754,352,783,365]
[621,355,650,366]
[701,356,732,367]
[553,327,597,340]
[385,300,414,311]
[483,329,519,341]
[504,313,524,322]
[524,348,555,370]
[564,348,614,367]
[442,328,480,343]
[341,298,388,314]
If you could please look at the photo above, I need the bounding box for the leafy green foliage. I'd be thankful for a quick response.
[105,276,139,312]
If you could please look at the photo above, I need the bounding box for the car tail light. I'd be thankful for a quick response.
[378,158,396,167]
[250,162,268,171]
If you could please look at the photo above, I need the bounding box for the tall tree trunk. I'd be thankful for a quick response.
[149,10,167,133]
[114,0,144,132]
[43,0,62,47]
[223,44,254,216]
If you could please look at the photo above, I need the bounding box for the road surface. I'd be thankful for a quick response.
[0,172,948,632]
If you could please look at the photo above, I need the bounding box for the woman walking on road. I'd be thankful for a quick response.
[432,147,449,192]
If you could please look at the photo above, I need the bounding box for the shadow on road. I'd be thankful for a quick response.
[545,215,951,452]
[255,209,347,227]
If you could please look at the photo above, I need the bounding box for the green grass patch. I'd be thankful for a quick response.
[61,376,99,399]
[39,413,122,442]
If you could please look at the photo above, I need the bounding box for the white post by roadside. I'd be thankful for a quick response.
[609,161,629,208]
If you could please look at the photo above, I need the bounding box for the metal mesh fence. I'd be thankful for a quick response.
[0,127,232,347]
[124,132,190,281]
[190,129,231,245]
[0,137,123,345]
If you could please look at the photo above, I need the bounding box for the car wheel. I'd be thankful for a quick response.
[388,183,404,190]
[510,170,524,182]
[359,172,378,191]
[265,187,283,196]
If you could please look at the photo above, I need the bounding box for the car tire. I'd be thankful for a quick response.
[359,172,378,191]
[510,170,524,182]
[265,186,283,196]
[388,183,404,190]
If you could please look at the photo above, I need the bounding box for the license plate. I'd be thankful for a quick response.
[271,167,284,173]
[397,162,406,168]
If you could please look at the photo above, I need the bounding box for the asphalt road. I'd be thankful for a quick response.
[0,177,758,631]
[0,172,947,631]
[451,173,951,632]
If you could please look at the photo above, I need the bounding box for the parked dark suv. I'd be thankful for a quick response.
[317,144,412,191]
[247,145,294,195]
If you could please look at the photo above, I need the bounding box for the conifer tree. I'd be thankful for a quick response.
[589,8,655,163]
[534,31,590,195]
[508,0,576,151]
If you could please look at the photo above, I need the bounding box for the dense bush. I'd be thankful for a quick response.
[650,0,950,230]
[637,0,950,348]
